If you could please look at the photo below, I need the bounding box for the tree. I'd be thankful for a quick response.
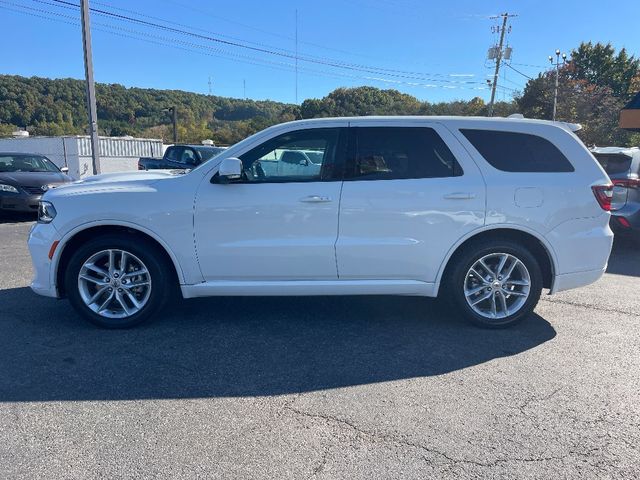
[516,42,640,147]
[567,42,639,97]
[300,86,424,118]
[0,123,17,137]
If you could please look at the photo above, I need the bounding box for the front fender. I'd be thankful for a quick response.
[50,219,194,294]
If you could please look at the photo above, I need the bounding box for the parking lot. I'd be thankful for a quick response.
[0,216,638,479]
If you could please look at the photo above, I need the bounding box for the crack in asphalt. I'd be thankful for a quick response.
[307,448,329,479]
[282,402,603,470]
[517,386,563,415]
[541,297,638,317]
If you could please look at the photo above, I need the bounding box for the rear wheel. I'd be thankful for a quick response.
[65,235,170,328]
[446,240,543,328]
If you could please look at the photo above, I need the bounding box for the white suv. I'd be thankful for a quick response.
[28,116,614,328]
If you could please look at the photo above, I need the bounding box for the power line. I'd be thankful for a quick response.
[36,0,485,86]
[510,62,547,69]
[504,63,533,80]
[1,2,494,94]
[155,0,386,64]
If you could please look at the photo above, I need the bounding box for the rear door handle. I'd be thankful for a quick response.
[443,192,476,200]
[299,195,332,203]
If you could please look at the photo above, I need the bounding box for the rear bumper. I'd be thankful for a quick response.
[546,213,613,293]
[550,267,606,294]
[0,193,41,213]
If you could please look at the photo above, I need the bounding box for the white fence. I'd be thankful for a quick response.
[0,136,163,179]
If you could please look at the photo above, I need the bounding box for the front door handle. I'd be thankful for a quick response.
[299,195,332,203]
[443,192,476,200]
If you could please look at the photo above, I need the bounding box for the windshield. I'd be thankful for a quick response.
[593,153,633,175]
[194,146,227,161]
[0,154,60,173]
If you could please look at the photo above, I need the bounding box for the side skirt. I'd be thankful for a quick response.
[181,279,437,298]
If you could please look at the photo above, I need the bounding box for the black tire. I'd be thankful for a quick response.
[65,234,171,328]
[445,239,543,328]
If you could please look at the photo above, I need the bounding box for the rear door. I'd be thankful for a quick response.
[335,121,486,283]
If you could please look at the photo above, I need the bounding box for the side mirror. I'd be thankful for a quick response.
[60,166,69,174]
[218,157,242,182]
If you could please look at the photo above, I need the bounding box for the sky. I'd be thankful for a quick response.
[1,0,639,105]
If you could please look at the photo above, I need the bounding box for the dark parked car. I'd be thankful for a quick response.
[138,144,226,170]
[592,146,640,237]
[0,153,72,214]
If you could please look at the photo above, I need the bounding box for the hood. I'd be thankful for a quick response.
[0,171,71,187]
[43,170,180,198]
[77,170,181,185]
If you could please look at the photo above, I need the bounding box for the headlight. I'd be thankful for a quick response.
[38,201,57,223]
[0,183,19,193]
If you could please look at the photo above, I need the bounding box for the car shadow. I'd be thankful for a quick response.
[0,287,556,402]
[606,234,640,277]
[0,212,36,225]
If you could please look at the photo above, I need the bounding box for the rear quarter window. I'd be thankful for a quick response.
[593,154,632,175]
[460,129,575,173]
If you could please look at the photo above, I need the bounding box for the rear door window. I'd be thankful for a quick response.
[460,129,574,173]
[347,127,463,180]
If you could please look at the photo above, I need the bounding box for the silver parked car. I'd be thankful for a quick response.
[591,146,640,237]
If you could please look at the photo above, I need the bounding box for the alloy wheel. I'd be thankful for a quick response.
[77,249,152,319]
[463,252,531,321]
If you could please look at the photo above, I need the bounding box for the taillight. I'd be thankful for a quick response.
[612,178,640,189]
[591,184,613,211]
[137,163,144,170]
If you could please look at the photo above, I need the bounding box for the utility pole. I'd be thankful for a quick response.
[487,12,516,117]
[549,49,567,121]
[243,79,246,99]
[208,76,212,95]
[295,9,298,104]
[80,0,100,174]
[171,106,177,143]
[162,106,178,143]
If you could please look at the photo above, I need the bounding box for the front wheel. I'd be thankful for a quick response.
[65,235,171,328]
[446,240,543,328]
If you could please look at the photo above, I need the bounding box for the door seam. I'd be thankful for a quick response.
[334,180,345,279]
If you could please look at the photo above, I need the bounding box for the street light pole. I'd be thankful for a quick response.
[80,0,100,175]
[549,49,567,121]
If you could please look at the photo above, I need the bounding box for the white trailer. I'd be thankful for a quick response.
[0,135,163,180]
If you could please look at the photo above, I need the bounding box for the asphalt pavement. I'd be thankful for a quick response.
[0,215,638,479]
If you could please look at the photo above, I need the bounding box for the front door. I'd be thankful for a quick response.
[194,127,347,281]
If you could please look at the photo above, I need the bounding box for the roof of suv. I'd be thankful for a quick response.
[279,115,582,132]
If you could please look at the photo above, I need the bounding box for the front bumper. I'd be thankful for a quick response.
[0,192,41,213]
[28,222,60,298]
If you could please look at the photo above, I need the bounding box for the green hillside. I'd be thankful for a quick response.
[0,75,518,145]
[0,75,298,144]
